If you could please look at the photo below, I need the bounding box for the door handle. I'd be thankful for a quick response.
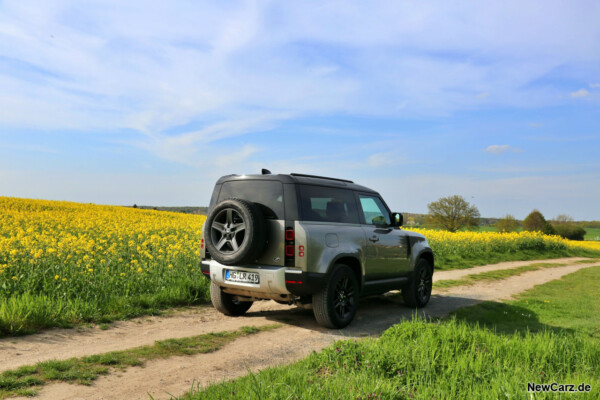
[369,235,379,243]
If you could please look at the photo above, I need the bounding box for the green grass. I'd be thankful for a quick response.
[453,266,600,338]
[574,259,600,264]
[584,227,600,241]
[185,267,600,399]
[434,262,567,289]
[0,324,279,399]
[434,247,600,271]
[0,284,210,337]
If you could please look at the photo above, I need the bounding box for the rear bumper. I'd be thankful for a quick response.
[201,260,326,297]
[202,260,291,295]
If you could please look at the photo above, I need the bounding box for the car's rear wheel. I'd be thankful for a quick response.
[313,264,359,329]
[210,282,253,316]
[402,258,433,307]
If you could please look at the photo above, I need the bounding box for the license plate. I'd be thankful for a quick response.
[225,270,260,284]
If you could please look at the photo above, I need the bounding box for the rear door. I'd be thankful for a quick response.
[356,193,411,281]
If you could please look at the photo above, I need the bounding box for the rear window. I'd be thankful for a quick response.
[218,180,284,219]
[299,185,359,224]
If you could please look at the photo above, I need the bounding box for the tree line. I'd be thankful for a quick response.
[425,195,588,241]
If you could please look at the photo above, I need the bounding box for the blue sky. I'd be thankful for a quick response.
[1,1,599,220]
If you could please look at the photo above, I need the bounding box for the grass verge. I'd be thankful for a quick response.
[0,324,280,399]
[184,267,600,399]
[434,248,600,270]
[452,266,600,338]
[0,284,210,337]
[434,262,568,289]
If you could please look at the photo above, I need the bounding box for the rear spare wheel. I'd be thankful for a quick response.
[205,198,267,265]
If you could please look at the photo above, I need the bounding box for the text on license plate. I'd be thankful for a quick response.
[225,270,260,284]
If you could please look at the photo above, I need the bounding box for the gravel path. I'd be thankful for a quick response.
[3,257,598,400]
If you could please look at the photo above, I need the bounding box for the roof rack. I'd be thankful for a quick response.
[290,173,354,183]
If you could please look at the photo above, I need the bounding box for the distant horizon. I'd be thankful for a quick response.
[4,194,599,223]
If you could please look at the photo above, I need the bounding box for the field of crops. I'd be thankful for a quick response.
[0,197,207,335]
[1,197,598,335]
[407,228,600,269]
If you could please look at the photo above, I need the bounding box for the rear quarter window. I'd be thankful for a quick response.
[218,180,284,219]
[298,185,360,224]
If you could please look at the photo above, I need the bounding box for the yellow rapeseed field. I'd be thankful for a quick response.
[406,228,600,269]
[0,197,207,334]
[407,228,566,256]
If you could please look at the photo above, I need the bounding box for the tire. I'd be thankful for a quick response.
[402,258,433,308]
[205,198,267,266]
[313,264,359,329]
[210,282,253,316]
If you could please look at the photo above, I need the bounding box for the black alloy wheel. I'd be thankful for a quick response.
[402,258,433,308]
[313,264,360,329]
[333,274,357,321]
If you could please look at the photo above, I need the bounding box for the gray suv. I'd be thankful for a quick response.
[200,171,434,328]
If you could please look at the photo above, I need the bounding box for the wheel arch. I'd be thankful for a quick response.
[329,255,363,291]
[417,249,435,270]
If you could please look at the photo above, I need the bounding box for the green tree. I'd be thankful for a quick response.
[551,214,586,240]
[496,214,519,233]
[554,224,586,240]
[523,210,555,235]
[552,214,574,225]
[426,195,480,232]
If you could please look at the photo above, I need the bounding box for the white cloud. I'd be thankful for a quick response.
[484,145,510,154]
[367,152,397,167]
[590,83,600,88]
[570,88,591,98]
[215,144,260,168]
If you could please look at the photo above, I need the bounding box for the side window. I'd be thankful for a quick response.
[299,185,360,224]
[358,195,391,226]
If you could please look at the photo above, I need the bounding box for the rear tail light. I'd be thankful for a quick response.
[285,245,295,257]
[285,229,295,241]
[285,226,295,267]
[201,238,204,249]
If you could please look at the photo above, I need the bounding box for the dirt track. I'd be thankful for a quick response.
[2,257,598,400]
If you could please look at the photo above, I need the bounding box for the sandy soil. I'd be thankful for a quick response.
[4,258,598,400]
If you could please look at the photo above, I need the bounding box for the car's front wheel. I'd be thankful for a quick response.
[402,258,433,307]
[312,264,359,329]
[210,282,253,316]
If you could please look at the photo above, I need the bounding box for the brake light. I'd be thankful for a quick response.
[285,245,295,257]
[285,229,295,241]
[285,226,295,267]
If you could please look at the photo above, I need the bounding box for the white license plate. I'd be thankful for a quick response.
[225,270,260,284]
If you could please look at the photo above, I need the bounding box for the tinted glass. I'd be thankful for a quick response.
[358,195,391,226]
[218,181,284,219]
[299,185,359,224]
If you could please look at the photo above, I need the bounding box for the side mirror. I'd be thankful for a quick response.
[392,212,403,228]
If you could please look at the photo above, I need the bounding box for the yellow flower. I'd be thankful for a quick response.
[54,275,60,280]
